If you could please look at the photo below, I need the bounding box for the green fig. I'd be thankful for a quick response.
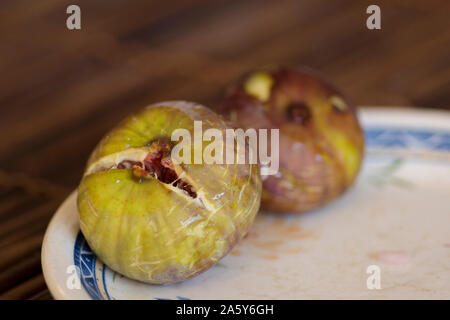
[77,101,261,284]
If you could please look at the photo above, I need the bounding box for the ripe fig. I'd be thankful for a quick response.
[217,68,364,213]
[77,101,261,284]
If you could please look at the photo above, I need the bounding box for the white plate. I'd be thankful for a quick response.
[42,107,450,300]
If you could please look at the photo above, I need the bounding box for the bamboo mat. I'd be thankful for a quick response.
[0,0,449,299]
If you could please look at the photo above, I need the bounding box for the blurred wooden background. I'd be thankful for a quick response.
[0,0,449,299]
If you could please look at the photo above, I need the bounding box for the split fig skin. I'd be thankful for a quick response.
[77,101,262,284]
[217,67,364,213]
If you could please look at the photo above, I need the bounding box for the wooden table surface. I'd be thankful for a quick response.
[0,0,449,299]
